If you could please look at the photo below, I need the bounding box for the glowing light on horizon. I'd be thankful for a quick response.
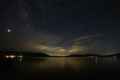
[34,44,82,56]
[7,29,12,32]
[5,55,16,59]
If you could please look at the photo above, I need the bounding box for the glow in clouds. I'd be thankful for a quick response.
[35,45,83,56]
[24,34,119,56]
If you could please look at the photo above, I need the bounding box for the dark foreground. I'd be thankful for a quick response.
[0,57,120,80]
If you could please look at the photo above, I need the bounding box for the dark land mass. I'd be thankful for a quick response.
[0,50,49,60]
[0,50,48,56]
[69,53,120,57]
[0,50,120,58]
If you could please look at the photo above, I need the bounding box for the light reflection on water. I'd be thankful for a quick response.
[1,56,120,80]
[32,57,120,73]
[32,57,87,72]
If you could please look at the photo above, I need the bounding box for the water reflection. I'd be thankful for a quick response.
[32,56,120,71]
[33,57,88,72]
[0,56,120,80]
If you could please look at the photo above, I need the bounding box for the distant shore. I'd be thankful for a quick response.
[0,51,120,57]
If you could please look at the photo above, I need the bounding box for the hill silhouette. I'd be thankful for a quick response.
[69,53,101,57]
[16,51,49,57]
[69,53,120,57]
[0,50,49,57]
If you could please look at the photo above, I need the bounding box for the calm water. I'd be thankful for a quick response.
[0,57,120,80]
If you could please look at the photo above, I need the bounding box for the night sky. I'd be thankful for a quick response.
[0,0,120,56]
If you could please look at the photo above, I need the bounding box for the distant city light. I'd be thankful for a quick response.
[5,55,16,59]
[5,55,9,58]
[7,29,12,32]
[10,55,16,58]
[17,55,23,58]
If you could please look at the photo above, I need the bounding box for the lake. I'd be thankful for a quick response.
[0,57,120,80]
